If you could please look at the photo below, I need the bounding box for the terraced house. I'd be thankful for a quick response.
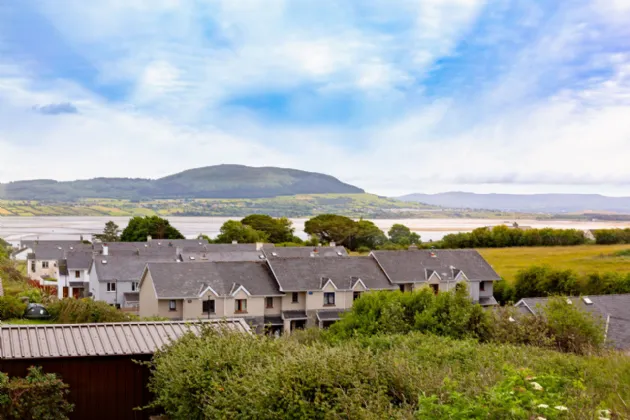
[138,248,501,334]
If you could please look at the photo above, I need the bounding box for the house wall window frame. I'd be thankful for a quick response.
[30,261,36,273]
[324,292,335,306]
[353,291,362,301]
[235,299,248,313]
[479,281,485,292]
[106,282,116,292]
[291,292,299,303]
[265,297,274,308]
[131,282,139,292]
[42,261,49,269]
[168,300,177,311]
[75,270,81,278]
[202,299,215,314]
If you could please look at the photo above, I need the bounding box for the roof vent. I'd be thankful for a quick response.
[566,298,572,305]
[337,251,343,256]
[232,240,238,245]
[271,252,278,257]
[189,256,195,260]
[198,242,202,245]
[102,260,107,264]
[58,246,62,250]
[583,296,593,305]
[430,252,437,258]
[70,247,74,250]
[158,242,162,246]
[258,255,265,260]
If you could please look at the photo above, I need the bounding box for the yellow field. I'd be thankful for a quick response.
[479,245,630,283]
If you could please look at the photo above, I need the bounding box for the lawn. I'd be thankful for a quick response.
[1,319,54,325]
[480,244,630,283]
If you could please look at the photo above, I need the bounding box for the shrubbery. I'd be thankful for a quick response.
[146,326,628,419]
[0,296,27,320]
[47,298,134,323]
[441,225,588,249]
[0,367,73,419]
[592,228,630,245]
[496,265,630,304]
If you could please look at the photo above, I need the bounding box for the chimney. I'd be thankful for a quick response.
[255,242,263,250]
[310,248,319,257]
[430,251,436,258]
[408,245,418,251]
[232,240,238,245]
[176,246,182,258]
[103,244,109,256]
[330,242,336,247]
[147,235,152,242]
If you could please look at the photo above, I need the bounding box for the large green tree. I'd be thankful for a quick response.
[215,220,269,244]
[94,221,121,242]
[304,214,357,247]
[388,224,421,246]
[241,215,295,243]
[120,216,185,242]
[352,220,387,250]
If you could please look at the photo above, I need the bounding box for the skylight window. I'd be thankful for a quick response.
[271,252,278,256]
[190,256,195,260]
[258,255,265,259]
[102,260,107,264]
[583,297,593,305]
[337,252,343,256]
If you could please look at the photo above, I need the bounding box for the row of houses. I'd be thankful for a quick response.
[15,239,500,334]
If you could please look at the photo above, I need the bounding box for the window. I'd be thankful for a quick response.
[42,261,49,269]
[202,299,215,313]
[324,292,335,306]
[107,282,116,292]
[266,297,274,308]
[31,262,35,273]
[131,282,139,292]
[399,284,405,292]
[75,270,81,278]
[291,292,299,303]
[235,299,247,313]
[430,284,439,294]
[169,300,177,311]
[479,281,485,292]
[353,291,362,301]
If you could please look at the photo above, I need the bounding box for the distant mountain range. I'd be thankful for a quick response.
[0,165,364,201]
[397,192,630,213]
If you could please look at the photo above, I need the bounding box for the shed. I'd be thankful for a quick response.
[0,319,251,420]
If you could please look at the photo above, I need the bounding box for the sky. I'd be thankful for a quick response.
[0,0,629,197]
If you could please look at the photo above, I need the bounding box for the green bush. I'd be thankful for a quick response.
[0,296,27,320]
[18,287,45,304]
[146,328,629,419]
[47,298,133,323]
[0,366,73,419]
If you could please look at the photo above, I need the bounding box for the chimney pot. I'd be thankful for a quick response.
[232,240,238,245]
[147,235,152,242]
[103,244,109,256]
[330,242,336,247]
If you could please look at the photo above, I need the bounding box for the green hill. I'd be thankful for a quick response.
[0,165,364,201]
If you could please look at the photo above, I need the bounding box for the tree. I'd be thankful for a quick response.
[388,224,421,246]
[215,220,269,244]
[241,215,295,243]
[120,216,185,242]
[94,221,121,242]
[304,214,357,247]
[352,220,387,250]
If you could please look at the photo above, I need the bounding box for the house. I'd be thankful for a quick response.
[13,240,86,261]
[25,243,92,283]
[139,256,396,334]
[0,320,250,420]
[267,256,396,331]
[89,249,179,308]
[514,294,630,352]
[370,250,500,306]
[584,229,597,241]
[139,261,283,333]
[57,251,93,299]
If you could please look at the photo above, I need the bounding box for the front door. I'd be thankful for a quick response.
[63,287,69,298]
[291,320,306,331]
[72,288,82,299]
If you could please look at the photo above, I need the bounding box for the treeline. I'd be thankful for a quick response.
[591,228,630,245]
[494,264,630,304]
[441,225,588,248]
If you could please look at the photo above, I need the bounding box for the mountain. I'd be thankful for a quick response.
[0,165,364,201]
[397,192,630,213]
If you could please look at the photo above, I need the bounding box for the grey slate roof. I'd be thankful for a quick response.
[146,261,281,298]
[181,251,266,262]
[66,252,93,270]
[27,246,67,261]
[515,294,630,350]
[371,250,501,284]
[263,246,348,259]
[21,240,84,249]
[0,320,251,359]
[316,309,347,321]
[268,257,396,292]
[123,292,140,303]
[263,316,284,325]
[94,253,178,282]
[181,243,276,252]
[282,310,308,320]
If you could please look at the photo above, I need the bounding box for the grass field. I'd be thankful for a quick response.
[480,244,630,283]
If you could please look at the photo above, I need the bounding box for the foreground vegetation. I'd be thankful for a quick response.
[480,244,630,283]
[147,327,628,419]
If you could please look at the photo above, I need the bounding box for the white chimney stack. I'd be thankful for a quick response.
[147,235,152,242]
[232,240,238,245]
[330,242,336,247]
[255,242,263,250]
[103,244,109,256]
